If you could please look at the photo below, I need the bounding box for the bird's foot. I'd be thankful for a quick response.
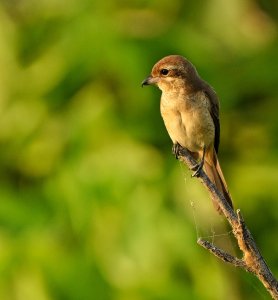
[172,143,181,159]
[191,160,204,178]
[191,145,206,177]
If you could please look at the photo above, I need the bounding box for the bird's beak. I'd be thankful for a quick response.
[141,75,159,87]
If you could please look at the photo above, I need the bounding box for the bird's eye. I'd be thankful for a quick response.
[160,69,169,76]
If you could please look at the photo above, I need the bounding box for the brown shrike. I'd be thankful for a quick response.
[142,55,233,212]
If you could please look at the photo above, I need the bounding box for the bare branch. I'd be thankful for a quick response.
[177,146,278,299]
[197,238,247,268]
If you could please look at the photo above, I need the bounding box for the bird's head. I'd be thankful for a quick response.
[142,55,199,92]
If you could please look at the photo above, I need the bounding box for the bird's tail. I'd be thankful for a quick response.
[203,148,233,214]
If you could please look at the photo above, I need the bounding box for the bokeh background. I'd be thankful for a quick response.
[0,0,278,299]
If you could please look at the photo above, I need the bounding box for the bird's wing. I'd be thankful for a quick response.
[203,87,220,153]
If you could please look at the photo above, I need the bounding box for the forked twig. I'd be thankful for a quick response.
[177,146,278,299]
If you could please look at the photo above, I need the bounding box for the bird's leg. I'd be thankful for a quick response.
[172,142,181,159]
[192,146,206,177]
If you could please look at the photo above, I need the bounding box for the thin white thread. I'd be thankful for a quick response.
[211,224,216,244]
[177,160,233,243]
[191,201,200,239]
[198,230,233,241]
[177,158,266,298]
[178,161,200,239]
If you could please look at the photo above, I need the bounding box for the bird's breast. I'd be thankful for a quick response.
[160,92,215,152]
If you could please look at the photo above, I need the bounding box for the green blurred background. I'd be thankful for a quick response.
[0,0,278,299]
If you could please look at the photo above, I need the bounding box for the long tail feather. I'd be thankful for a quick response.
[203,148,233,213]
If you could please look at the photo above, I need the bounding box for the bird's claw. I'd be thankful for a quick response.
[172,143,181,159]
[191,161,204,178]
[191,145,206,177]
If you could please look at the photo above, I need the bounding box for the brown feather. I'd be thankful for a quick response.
[203,147,233,213]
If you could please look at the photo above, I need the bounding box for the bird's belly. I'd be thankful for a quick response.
[161,108,214,152]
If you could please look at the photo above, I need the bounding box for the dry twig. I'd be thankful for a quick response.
[176,146,278,299]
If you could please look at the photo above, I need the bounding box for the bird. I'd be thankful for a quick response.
[142,55,233,213]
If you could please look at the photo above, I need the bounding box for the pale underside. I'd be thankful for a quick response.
[160,90,215,153]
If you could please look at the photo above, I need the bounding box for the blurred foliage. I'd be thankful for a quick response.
[0,0,277,299]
